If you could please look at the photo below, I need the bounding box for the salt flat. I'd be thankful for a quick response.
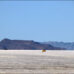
[0,50,74,74]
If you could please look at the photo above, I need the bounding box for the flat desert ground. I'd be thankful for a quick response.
[0,50,74,74]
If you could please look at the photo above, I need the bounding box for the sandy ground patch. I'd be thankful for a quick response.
[0,50,74,74]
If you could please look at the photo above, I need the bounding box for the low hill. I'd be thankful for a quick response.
[43,41,74,50]
[0,39,65,50]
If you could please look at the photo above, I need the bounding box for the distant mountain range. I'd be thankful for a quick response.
[0,39,65,50]
[43,41,74,50]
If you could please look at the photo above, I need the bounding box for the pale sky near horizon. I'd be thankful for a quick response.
[0,1,74,42]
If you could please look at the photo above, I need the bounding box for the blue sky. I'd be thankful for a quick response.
[0,1,74,42]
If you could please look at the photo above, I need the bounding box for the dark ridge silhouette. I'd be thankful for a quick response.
[0,38,65,50]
